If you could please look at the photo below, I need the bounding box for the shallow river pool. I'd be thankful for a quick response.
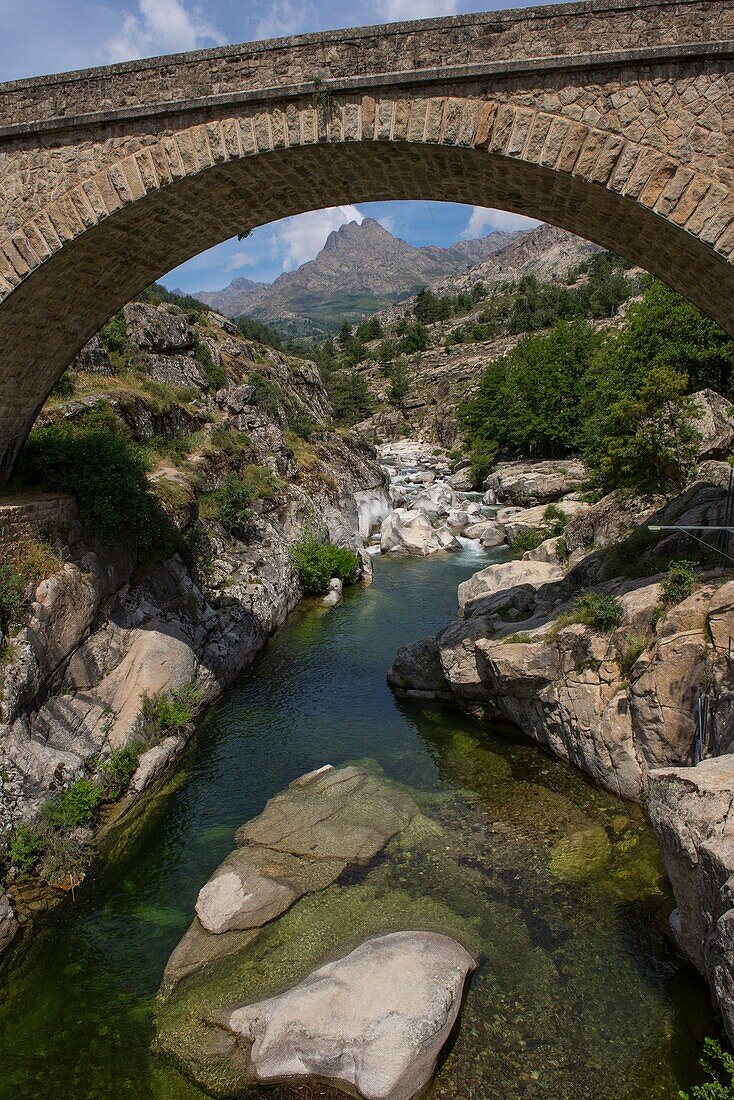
[0,546,715,1098]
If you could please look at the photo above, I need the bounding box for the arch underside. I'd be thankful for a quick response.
[1,137,733,479]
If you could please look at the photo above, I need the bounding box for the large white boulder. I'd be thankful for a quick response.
[463,520,506,548]
[458,559,564,615]
[354,489,392,539]
[228,931,476,1100]
[410,483,456,519]
[380,509,456,556]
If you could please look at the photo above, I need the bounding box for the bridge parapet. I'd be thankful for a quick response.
[0,0,732,132]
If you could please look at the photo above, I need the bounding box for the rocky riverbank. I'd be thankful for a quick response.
[0,300,386,953]
[388,439,734,1042]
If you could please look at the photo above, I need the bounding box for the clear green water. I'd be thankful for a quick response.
[0,548,713,1099]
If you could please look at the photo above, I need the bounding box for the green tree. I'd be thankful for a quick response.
[329,370,373,426]
[387,359,411,410]
[583,361,700,496]
[604,279,734,397]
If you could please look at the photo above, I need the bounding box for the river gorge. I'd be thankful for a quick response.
[0,539,716,1098]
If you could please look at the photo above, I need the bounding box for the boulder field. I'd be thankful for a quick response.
[389,473,734,1042]
[155,764,478,1099]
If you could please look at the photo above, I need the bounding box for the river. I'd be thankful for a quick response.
[0,545,714,1099]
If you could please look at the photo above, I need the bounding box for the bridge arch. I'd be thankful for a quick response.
[1,0,734,478]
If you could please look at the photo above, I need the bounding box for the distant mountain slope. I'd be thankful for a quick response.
[191,219,524,333]
[192,276,268,318]
[430,224,602,298]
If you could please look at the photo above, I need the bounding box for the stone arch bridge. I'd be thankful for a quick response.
[0,0,733,479]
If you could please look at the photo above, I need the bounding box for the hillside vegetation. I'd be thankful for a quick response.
[297,245,732,499]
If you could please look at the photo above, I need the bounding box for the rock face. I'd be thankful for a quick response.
[227,931,476,1100]
[0,302,385,853]
[163,764,418,985]
[391,478,734,802]
[0,893,18,953]
[690,388,734,460]
[458,559,565,616]
[648,757,734,1045]
[484,459,588,506]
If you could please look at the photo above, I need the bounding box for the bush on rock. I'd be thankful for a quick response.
[291,540,359,595]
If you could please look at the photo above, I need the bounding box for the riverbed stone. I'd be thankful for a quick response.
[227,931,476,1100]
[236,763,416,862]
[164,765,419,986]
[195,858,299,934]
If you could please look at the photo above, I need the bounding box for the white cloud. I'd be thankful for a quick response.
[376,0,458,21]
[225,249,259,272]
[461,206,542,239]
[101,0,224,63]
[377,215,396,234]
[252,0,315,40]
[271,206,364,271]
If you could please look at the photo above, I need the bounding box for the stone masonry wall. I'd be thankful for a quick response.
[0,495,79,546]
[0,0,731,129]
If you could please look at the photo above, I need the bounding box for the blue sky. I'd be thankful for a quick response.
[0,0,553,291]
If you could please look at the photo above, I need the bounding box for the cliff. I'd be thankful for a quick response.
[0,298,386,949]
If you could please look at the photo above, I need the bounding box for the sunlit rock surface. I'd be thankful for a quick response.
[227,931,476,1100]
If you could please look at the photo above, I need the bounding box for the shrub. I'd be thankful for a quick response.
[0,538,62,632]
[287,409,316,440]
[573,593,625,632]
[38,831,90,888]
[8,823,44,872]
[16,410,167,552]
[194,339,228,390]
[511,529,544,555]
[248,371,281,415]
[661,559,697,604]
[41,779,102,830]
[680,1038,734,1099]
[99,743,143,800]
[290,539,360,595]
[99,311,128,357]
[618,633,648,674]
[140,684,200,739]
[468,438,499,486]
[0,566,24,633]
[215,473,253,535]
[543,504,570,538]
[49,370,76,399]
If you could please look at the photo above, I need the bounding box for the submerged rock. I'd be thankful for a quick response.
[227,931,476,1100]
[163,764,418,985]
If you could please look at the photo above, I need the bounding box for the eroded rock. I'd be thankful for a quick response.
[163,764,418,985]
[227,931,476,1100]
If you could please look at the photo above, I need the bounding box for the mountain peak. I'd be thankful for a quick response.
[191,217,535,330]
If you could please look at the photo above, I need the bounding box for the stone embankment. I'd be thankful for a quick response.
[0,300,385,953]
[389,437,734,1040]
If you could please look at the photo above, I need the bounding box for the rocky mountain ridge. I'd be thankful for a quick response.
[193,218,524,333]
